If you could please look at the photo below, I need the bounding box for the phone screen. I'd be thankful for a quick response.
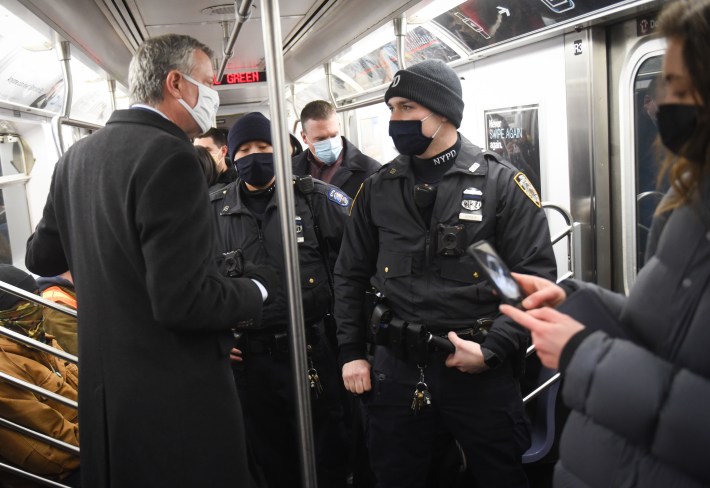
[467,240,524,306]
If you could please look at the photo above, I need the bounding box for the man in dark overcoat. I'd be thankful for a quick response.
[25,34,272,487]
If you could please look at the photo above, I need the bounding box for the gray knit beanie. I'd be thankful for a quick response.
[384,60,464,128]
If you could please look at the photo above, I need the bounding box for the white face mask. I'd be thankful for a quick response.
[177,73,220,134]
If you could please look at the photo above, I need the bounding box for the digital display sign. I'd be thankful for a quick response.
[214,71,267,85]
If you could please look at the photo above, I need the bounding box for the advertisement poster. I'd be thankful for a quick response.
[485,105,541,196]
[434,0,628,52]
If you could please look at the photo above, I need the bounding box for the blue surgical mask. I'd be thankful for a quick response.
[312,136,343,165]
[388,113,442,156]
[236,153,275,187]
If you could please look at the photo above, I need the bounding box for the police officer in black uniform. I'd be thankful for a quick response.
[334,60,556,488]
[211,112,351,488]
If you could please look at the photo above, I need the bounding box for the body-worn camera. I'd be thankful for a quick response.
[437,224,466,256]
[222,249,245,277]
[414,183,437,209]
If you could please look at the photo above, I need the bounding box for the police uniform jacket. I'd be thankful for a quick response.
[211,177,351,329]
[292,137,381,198]
[335,136,556,365]
[25,108,263,487]
[0,335,79,483]
[553,180,710,488]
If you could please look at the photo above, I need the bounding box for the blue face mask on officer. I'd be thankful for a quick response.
[236,152,275,187]
[311,136,343,165]
[389,113,443,156]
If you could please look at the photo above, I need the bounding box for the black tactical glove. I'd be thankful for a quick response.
[242,261,278,304]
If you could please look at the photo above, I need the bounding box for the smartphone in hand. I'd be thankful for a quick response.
[467,240,525,308]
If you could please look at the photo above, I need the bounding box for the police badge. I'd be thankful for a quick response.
[295,216,304,243]
[459,187,483,222]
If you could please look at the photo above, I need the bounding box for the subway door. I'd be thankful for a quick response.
[607,13,665,294]
[460,35,573,282]
[562,26,612,288]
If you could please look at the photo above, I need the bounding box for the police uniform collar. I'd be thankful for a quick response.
[218,179,277,215]
[379,156,409,179]
[446,137,489,176]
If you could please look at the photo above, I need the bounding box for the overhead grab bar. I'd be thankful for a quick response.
[107,78,117,112]
[216,0,254,81]
[324,62,337,107]
[394,14,407,70]
[52,38,73,157]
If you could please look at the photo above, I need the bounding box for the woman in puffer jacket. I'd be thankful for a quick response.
[497,1,710,486]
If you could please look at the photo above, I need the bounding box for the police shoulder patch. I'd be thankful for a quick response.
[328,188,350,207]
[513,172,541,208]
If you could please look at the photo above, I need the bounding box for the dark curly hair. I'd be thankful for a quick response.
[656,0,710,213]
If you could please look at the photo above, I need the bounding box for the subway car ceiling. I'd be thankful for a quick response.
[9,0,665,111]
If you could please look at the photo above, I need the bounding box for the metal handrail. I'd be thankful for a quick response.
[0,326,77,365]
[0,280,78,365]
[523,372,561,404]
[0,370,78,409]
[520,202,575,411]
[0,281,80,487]
[51,116,103,157]
[0,461,72,487]
[261,0,318,486]
[0,281,77,319]
[0,417,79,455]
[525,202,575,360]
[542,201,575,282]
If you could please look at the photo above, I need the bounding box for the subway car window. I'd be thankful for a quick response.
[633,55,664,270]
[0,5,62,113]
[333,25,460,91]
[0,134,32,265]
[69,58,113,124]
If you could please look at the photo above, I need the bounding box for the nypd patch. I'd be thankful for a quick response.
[328,188,350,207]
[514,172,541,208]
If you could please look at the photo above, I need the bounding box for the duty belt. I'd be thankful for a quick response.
[233,322,321,355]
[369,303,494,362]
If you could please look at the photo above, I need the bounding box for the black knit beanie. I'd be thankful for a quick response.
[227,112,272,160]
[384,60,464,128]
[0,265,38,310]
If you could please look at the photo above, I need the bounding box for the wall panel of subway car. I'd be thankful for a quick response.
[0,0,683,486]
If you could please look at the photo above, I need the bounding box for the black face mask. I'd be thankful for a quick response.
[657,104,699,156]
[389,120,434,156]
[236,153,275,187]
